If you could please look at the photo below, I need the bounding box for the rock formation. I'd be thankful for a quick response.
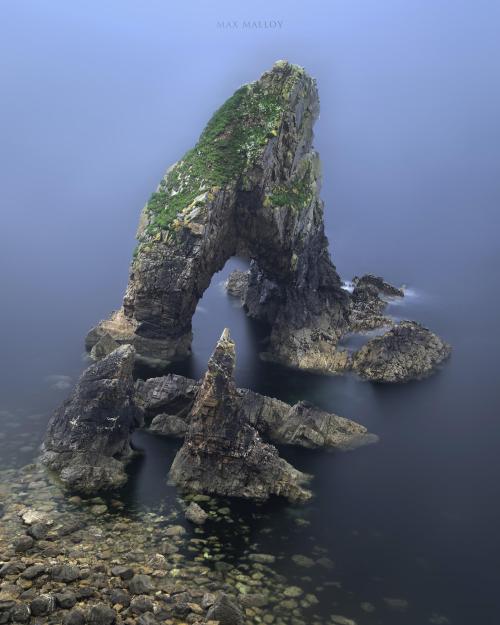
[41,345,141,493]
[348,273,403,331]
[169,329,312,502]
[140,377,376,451]
[225,269,249,299]
[86,60,350,373]
[352,321,451,382]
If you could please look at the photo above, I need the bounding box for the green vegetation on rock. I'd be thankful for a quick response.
[266,160,315,212]
[141,63,306,240]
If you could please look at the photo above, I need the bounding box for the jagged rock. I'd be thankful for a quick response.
[169,329,311,502]
[225,269,250,299]
[249,397,378,449]
[86,61,350,373]
[349,274,403,331]
[41,345,141,493]
[206,593,244,625]
[135,374,198,419]
[90,333,119,361]
[353,274,404,297]
[149,413,188,437]
[142,375,375,452]
[352,321,451,382]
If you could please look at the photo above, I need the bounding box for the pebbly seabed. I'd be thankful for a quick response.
[1,462,374,625]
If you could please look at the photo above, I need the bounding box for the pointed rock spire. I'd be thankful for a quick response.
[169,329,311,502]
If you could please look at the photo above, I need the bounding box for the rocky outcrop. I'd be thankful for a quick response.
[352,321,451,382]
[41,346,141,493]
[348,274,403,332]
[225,269,249,299]
[86,61,350,373]
[353,274,404,298]
[169,329,312,502]
[139,375,376,451]
[239,393,378,450]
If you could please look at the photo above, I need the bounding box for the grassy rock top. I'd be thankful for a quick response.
[140,61,312,243]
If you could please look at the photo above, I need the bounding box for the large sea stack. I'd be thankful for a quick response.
[86,60,350,373]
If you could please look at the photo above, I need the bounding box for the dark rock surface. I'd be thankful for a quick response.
[169,329,312,502]
[41,346,141,494]
[353,274,404,297]
[206,592,244,625]
[349,273,403,332]
[225,269,250,299]
[352,321,452,382]
[86,61,350,373]
[141,374,376,452]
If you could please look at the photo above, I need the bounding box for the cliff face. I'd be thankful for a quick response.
[86,61,350,372]
[169,329,312,502]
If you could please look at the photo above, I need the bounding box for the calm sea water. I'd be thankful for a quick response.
[1,1,499,623]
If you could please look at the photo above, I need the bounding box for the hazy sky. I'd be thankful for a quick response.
[0,0,499,382]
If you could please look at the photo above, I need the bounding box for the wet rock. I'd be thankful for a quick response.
[128,574,154,595]
[352,321,451,382]
[109,588,130,607]
[28,522,50,540]
[291,554,314,568]
[331,616,357,625]
[64,608,86,625]
[169,330,311,502]
[51,564,81,583]
[137,613,158,625]
[20,564,46,580]
[206,593,244,625]
[164,525,185,537]
[14,535,34,553]
[248,553,276,564]
[0,561,26,577]
[225,270,250,299]
[383,597,409,611]
[88,603,116,624]
[30,593,55,616]
[20,509,49,526]
[185,502,208,525]
[130,596,154,615]
[10,603,30,623]
[55,591,77,609]
[86,62,351,375]
[110,565,134,580]
[41,345,141,493]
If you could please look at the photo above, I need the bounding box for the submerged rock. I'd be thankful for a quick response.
[184,501,208,525]
[352,321,451,382]
[86,61,350,374]
[41,346,141,493]
[206,593,244,625]
[169,329,312,502]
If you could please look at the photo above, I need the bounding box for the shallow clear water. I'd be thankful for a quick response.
[1,1,500,623]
